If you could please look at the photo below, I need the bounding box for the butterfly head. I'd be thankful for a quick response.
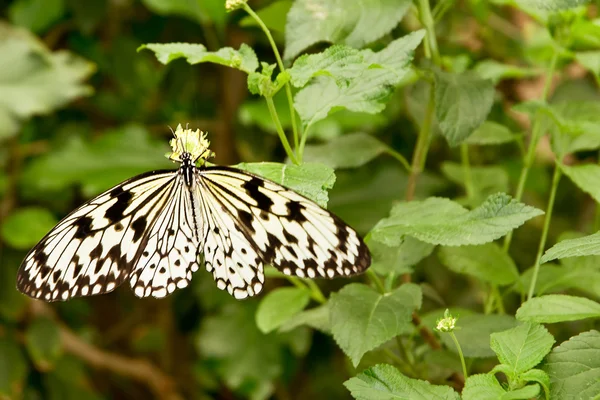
[168,124,215,165]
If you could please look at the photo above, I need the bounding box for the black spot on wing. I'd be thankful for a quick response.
[286,201,307,222]
[131,217,147,243]
[243,177,274,211]
[105,191,133,222]
[74,216,93,239]
[238,210,255,233]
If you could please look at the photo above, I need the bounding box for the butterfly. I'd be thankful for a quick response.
[16,126,371,301]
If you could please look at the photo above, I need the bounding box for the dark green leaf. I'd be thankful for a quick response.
[368,236,435,276]
[516,294,600,323]
[239,1,292,34]
[141,0,227,28]
[256,287,311,333]
[441,162,509,207]
[560,164,600,205]
[8,0,65,33]
[25,317,63,371]
[0,336,28,398]
[465,121,521,145]
[302,133,390,169]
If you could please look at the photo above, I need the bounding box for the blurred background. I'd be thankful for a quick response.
[1,0,600,399]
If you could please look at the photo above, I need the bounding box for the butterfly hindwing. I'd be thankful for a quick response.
[16,171,177,301]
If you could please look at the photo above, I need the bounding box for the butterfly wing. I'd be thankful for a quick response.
[197,166,371,299]
[17,170,177,301]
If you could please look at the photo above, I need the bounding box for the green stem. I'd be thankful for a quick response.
[491,284,506,314]
[527,165,562,300]
[242,3,300,153]
[305,279,327,304]
[287,277,325,304]
[449,331,468,379]
[265,96,298,164]
[366,269,387,294]
[386,147,412,172]
[460,143,474,202]
[416,0,442,65]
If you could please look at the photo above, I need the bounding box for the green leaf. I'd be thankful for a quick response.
[520,369,550,399]
[462,374,507,400]
[302,133,391,169]
[240,0,292,34]
[518,0,590,10]
[545,102,600,157]
[441,162,509,207]
[473,60,540,84]
[25,317,63,371]
[330,283,421,366]
[1,207,58,249]
[279,304,330,333]
[516,294,600,323]
[545,330,600,400]
[0,23,94,139]
[138,43,258,74]
[433,69,495,146]
[515,262,600,298]
[20,125,173,197]
[541,230,600,264]
[0,336,28,399]
[560,164,600,205]
[490,323,555,377]
[141,0,226,28]
[368,236,435,276]
[235,162,335,207]
[8,0,65,33]
[576,51,600,81]
[465,121,521,145]
[438,243,519,286]
[438,314,518,358]
[344,364,460,400]
[370,193,544,247]
[284,0,412,61]
[256,287,311,333]
[293,31,425,127]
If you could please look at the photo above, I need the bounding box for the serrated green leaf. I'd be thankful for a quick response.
[1,207,58,249]
[20,125,173,197]
[289,46,366,88]
[541,230,600,264]
[441,162,509,207]
[8,0,65,33]
[517,294,600,323]
[462,374,507,400]
[434,69,494,146]
[490,323,555,376]
[25,317,63,371]
[520,369,550,399]
[302,133,390,169]
[279,304,330,333]
[294,31,424,127]
[371,193,544,247]
[284,0,412,61]
[330,283,421,366]
[368,236,435,276]
[235,162,335,207]
[0,336,28,398]
[239,0,292,33]
[345,364,460,400]
[139,43,258,74]
[473,60,540,83]
[438,314,518,358]
[0,23,94,139]
[545,330,600,400]
[560,164,600,205]
[438,243,519,285]
[465,121,521,145]
[256,287,311,333]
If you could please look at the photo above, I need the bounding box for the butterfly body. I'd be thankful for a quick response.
[17,126,370,301]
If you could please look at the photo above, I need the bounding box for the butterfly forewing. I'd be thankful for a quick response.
[17,171,177,301]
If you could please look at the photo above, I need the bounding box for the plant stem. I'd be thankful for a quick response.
[527,165,561,300]
[242,3,300,153]
[449,331,468,379]
[287,277,325,304]
[386,147,412,172]
[305,279,327,304]
[491,284,506,314]
[460,143,474,202]
[265,96,298,164]
[416,0,442,66]
[366,269,387,294]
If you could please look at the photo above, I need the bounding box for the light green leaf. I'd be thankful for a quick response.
[25,317,63,371]
[473,60,540,84]
[8,0,65,33]
[576,51,600,80]
[465,121,521,145]
[371,193,544,247]
[515,263,600,298]
[490,323,555,376]
[438,243,519,286]
[517,294,600,323]
[518,0,590,10]
[235,162,335,207]
[345,364,460,400]
[0,336,28,399]
[139,43,258,73]
[20,125,173,197]
[438,314,518,358]
[240,0,292,34]
[302,133,391,169]
[434,69,495,146]
[330,283,421,366]
[545,330,600,400]
[545,102,600,157]
[368,236,435,276]
[279,304,330,333]
[560,164,600,205]
[541,230,600,264]
[462,374,506,400]
[294,31,425,127]
[284,0,412,61]
[141,0,226,28]
[520,369,550,399]
[441,162,509,207]
[1,207,58,250]
[0,23,94,139]
[256,287,311,333]
[289,46,366,87]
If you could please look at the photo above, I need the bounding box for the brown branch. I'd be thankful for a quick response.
[29,301,183,400]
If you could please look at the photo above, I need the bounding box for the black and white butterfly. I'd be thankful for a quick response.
[17,126,371,301]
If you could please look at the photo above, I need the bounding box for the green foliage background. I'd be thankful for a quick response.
[2,0,600,399]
